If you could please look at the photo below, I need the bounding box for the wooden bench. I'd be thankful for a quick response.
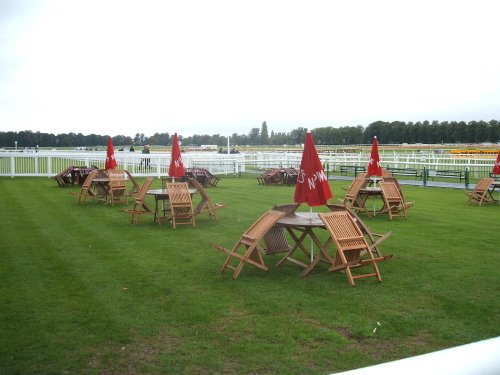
[489,173,500,182]
[428,169,464,182]
[339,165,366,176]
[386,167,422,179]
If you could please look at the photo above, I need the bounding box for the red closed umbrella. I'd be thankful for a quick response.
[105,136,117,170]
[168,133,185,181]
[294,131,332,207]
[294,131,332,262]
[367,136,382,177]
[493,149,500,174]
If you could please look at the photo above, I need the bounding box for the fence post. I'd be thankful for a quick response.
[34,153,39,175]
[122,153,128,171]
[47,155,52,177]
[10,155,15,178]
[423,166,427,187]
[465,168,470,189]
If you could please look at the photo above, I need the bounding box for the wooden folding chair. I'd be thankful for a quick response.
[76,169,98,205]
[378,181,413,220]
[52,165,75,187]
[319,211,392,287]
[211,210,286,279]
[122,177,154,224]
[263,203,300,255]
[381,168,392,178]
[108,170,129,206]
[382,174,403,197]
[165,182,195,229]
[326,204,391,258]
[189,178,225,220]
[465,178,495,206]
[124,170,140,198]
[342,174,369,212]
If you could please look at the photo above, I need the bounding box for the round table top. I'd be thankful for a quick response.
[277,212,324,228]
[147,188,197,196]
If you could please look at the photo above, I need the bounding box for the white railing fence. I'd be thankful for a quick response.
[0,150,497,180]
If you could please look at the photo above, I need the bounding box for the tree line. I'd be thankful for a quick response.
[1,119,499,149]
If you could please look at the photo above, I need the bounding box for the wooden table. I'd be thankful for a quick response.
[275,212,334,277]
[147,188,197,223]
[359,186,383,214]
[489,182,500,204]
[92,177,110,203]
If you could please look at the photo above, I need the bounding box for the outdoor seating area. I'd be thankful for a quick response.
[3,135,500,374]
[340,171,414,219]
[183,167,221,187]
[2,173,500,374]
[257,167,299,185]
[67,164,228,228]
[211,201,393,285]
[52,165,95,187]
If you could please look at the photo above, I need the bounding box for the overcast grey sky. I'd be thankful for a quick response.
[1,0,499,138]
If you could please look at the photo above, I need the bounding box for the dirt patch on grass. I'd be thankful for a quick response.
[87,333,179,374]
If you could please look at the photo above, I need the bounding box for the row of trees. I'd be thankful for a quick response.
[1,119,499,149]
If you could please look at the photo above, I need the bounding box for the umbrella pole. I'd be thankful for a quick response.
[310,207,314,262]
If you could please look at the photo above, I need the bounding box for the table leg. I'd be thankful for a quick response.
[276,227,334,276]
[154,197,160,223]
[275,228,311,268]
[299,230,334,277]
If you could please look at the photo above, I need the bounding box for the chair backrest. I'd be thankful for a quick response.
[326,203,385,254]
[344,177,367,200]
[82,169,98,188]
[379,181,402,203]
[189,178,209,201]
[109,170,126,188]
[319,210,385,286]
[136,177,154,202]
[271,203,300,216]
[381,168,392,178]
[262,204,299,255]
[242,210,286,244]
[474,178,494,193]
[382,175,403,196]
[124,170,140,195]
[326,203,368,230]
[166,182,192,205]
[320,211,366,252]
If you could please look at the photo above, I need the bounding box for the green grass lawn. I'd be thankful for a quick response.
[0,175,499,374]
